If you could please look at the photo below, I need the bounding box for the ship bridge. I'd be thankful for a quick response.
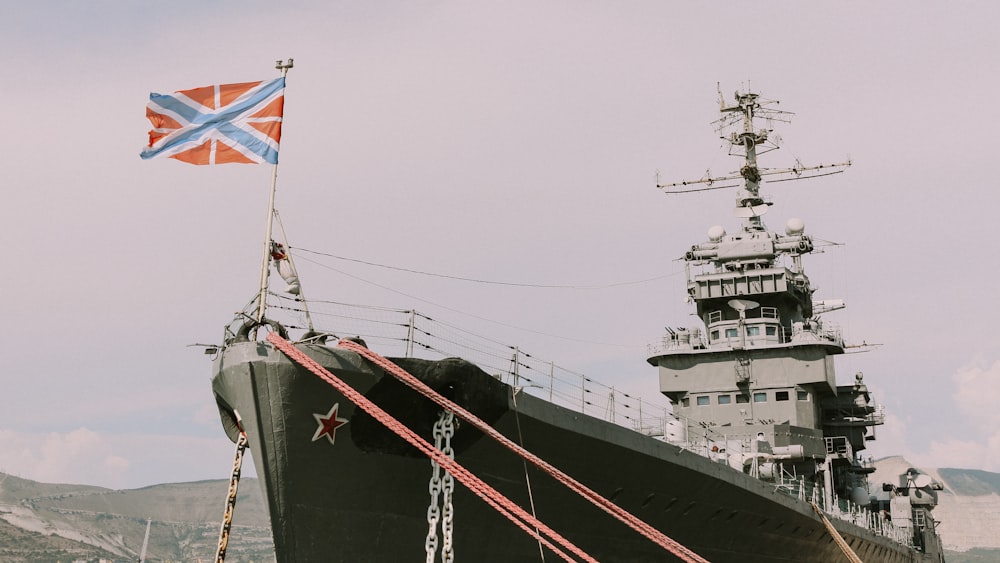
[641,88,930,560]
[647,215,848,451]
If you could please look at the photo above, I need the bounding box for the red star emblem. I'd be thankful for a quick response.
[312,403,349,445]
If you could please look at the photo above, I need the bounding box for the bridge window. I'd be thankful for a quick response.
[696,396,710,406]
[718,394,732,405]
[766,326,777,336]
[797,391,809,401]
[725,328,738,338]
[736,394,749,404]
[746,326,760,336]
[775,391,790,401]
[753,392,767,403]
[710,330,719,341]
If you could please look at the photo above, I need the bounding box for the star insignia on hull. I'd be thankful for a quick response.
[312,403,349,445]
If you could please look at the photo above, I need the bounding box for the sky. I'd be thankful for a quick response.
[2,1,999,489]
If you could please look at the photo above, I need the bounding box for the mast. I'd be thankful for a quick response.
[657,86,851,232]
[722,91,769,232]
[256,58,295,325]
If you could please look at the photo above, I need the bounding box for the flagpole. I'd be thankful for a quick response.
[256,58,294,326]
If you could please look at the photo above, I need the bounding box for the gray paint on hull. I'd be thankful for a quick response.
[212,342,939,563]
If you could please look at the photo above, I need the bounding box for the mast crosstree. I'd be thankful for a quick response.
[657,88,851,232]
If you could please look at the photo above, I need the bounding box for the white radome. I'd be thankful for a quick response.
[707,225,726,242]
[785,217,805,236]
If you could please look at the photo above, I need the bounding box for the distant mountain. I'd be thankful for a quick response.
[2,460,998,561]
[872,457,1000,560]
[938,467,1000,497]
[0,471,272,562]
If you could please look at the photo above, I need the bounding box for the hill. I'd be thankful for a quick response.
[872,457,1000,559]
[0,472,272,562]
[2,460,999,561]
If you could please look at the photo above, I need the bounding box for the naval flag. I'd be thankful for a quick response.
[141,78,285,165]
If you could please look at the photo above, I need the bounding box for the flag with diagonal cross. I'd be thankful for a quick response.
[141,77,285,165]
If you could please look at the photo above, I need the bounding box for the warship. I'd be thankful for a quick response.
[209,89,946,562]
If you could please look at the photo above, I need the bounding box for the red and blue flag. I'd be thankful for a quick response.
[141,78,285,165]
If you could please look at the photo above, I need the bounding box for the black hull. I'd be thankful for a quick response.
[212,341,942,562]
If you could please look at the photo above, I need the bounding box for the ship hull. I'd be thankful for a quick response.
[212,341,940,562]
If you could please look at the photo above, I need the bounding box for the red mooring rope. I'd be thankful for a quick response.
[266,333,596,563]
[335,338,711,563]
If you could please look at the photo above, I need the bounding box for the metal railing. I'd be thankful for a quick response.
[647,317,844,357]
[252,294,913,549]
[256,295,678,433]
[777,475,912,547]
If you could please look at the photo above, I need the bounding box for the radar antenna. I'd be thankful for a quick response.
[657,87,851,231]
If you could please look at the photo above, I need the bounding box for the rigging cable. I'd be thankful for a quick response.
[266,333,597,563]
[512,388,546,563]
[331,336,711,562]
[293,246,676,289]
[273,210,314,332]
[293,253,638,349]
[809,502,863,563]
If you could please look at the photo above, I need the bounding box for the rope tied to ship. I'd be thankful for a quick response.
[268,332,710,562]
[809,502,864,563]
[266,332,599,563]
[215,427,248,563]
[336,338,711,563]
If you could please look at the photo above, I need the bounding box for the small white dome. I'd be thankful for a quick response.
[785,217,805,236]
[707,225,726,242]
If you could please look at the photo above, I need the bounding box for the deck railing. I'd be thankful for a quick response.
[248,295,913,549]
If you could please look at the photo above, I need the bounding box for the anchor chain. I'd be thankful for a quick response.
[440,411,456,563]
[425,410,456,563]
[215,430,248,563]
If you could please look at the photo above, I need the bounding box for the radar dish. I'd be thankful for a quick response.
[734,204,770,218]
[728,299,760,312]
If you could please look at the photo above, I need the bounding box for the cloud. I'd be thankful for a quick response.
[952,359,1000,431]
[889,359,1000,472]
[869,359,1000,473]
[0,428,252,489]
[923,436,1000,472]
[0,428,129,488]
[935,359,1000,471]
[871,411,914,460]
